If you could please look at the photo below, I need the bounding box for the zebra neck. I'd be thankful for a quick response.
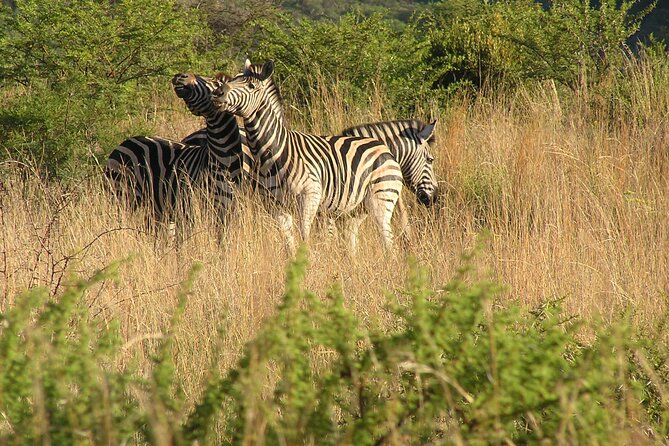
[205,113,241,155]
[243,96,289,175]
[397,152,411,177]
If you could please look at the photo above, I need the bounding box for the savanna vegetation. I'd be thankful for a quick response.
[1,0,668,443]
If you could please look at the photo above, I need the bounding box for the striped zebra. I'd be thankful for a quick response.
[181,119,438,207]
[104,73,246,229]
[169,72,248,223]
[211,59,404,251]
[173,73,255,186]
[180,127,207,147]
[176,71,435,247]
[104,135,189,222]
[336,120,438,245]
[342,119,437,206]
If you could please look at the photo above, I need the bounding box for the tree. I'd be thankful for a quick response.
[424,0,655,91]
[0,0,206,176]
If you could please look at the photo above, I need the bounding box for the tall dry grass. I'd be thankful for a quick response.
[1,61,668,406]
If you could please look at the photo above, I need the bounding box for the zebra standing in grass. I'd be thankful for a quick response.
[168,72,249,224]
[211,59,404,251]
[104,73,247,230]
[183,117,439,206]
[342,119,438,206]
[317,119,439,245]
[104,135,189,222]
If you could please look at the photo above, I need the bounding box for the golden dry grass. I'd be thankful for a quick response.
[1,76,668,406]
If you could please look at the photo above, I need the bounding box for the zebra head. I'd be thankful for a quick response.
[408,120,438,206]
[171,72,228,118]
[342,119,439,206]
[212,59,276,120]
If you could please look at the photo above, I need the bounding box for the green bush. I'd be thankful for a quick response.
[248,12,438,117]
[0,0,207,177]
[235,0,656,121]
[423,0,654,91]
[0,259,200,444]
[2,246,668,444]
[186,246,663,444]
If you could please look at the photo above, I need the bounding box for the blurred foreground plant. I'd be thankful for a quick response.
[1,246,667,444]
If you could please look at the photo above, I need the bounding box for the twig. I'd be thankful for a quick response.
[121,333,165,352]
[0,178,9,309]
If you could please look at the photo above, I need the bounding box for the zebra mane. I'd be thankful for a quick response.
[343,119,436,145]
[215,72,233,83]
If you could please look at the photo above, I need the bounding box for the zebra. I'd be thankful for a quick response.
[182,118,438,206]
[329,120,438,244]
[180,127,207,147]
[211,59,404,252]
[104,135,189,222]
[169,72,248,224]
[173,73,255,187]
[104,73,246,232]
[342,119,438,206]
[176,71,437,247]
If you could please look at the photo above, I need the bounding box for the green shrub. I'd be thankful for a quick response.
[248,12,438,117]
[423,0,654,91]
[186,246,666,444]
[2,247,667,444]
[0,260,200,444]
[0,0,207,177]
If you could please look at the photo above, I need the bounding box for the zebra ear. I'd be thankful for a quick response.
[418,120,437,142]
[244,58,252,75]
[260,60,275,80]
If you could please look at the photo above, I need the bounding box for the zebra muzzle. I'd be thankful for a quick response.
[173,86,190,99]
[417,189,437,206]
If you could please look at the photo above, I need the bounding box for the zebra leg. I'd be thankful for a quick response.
[395,195,412,247]
[297,188,322,243]
[326,218,338,240]
[367,187,401,251]
[277,213,296,255]
[167,221,177,248]
[346,215,367,255]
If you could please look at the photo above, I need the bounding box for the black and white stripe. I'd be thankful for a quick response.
[104,135,188,222]
[104,74,246,227]
[342,119,438,206]
[212,59,403,250]
[169,72,247,222]
[172,73,255,189]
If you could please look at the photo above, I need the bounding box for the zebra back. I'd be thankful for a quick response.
[181,128,207,147]
[104,135,190,220]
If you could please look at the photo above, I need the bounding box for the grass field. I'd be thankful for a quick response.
[1,69,668,442]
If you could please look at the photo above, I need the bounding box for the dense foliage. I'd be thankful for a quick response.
[0,0,204,177]
[0,0,665,175]
[249,13,436,120]
[1,248,668,443]
[280,0,433,23]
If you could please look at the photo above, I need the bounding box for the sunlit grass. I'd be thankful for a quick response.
[1,62,668,412]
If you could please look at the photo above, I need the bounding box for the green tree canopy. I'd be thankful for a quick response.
[0,0,207,176]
